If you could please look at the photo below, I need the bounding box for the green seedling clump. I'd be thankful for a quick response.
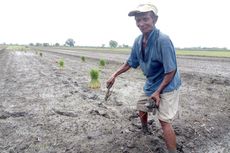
[59,59,64,68]
[39,52,43,57]
[99,59,106,67]
[89,69,100,89]
[81,56,85,62]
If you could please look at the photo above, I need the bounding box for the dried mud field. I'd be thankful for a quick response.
[0,49,229,153]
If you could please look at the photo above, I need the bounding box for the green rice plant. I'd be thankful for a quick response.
[39,52,43,57]
[81,56,85,62]
[99,59,106,67]
[59,59,64,68]
[89,69,100,89]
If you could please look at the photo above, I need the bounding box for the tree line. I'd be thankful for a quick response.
[28,38,130,48]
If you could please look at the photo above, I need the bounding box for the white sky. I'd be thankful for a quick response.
[0,0,230,48]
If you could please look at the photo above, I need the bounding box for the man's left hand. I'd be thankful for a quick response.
[150,91,161,107]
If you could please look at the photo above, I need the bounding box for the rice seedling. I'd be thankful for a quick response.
[89,69,100,89]
[39,52,43,57]
[99,59,106,67]
[81,56,85,62]
[59,59,64,68]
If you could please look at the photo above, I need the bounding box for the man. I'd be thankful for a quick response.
[106,3,181,153]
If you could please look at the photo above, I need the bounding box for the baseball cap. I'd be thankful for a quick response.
[128,3,158,17]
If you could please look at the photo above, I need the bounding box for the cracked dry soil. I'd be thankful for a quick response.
[0,49,229,153]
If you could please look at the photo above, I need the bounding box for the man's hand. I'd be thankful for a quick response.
[150,70,176,106]
[106,75,116,89]
[150,91,161,107]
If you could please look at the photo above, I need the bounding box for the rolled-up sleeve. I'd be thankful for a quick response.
[127,42,140,68]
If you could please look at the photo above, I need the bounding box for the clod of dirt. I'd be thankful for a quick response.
[128,113,139,121]
[52,109,78,117]
[88,94,98,100]
[89,109,110,118]
[0,111,28,119]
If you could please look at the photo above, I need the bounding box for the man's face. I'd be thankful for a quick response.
[135,12,155,35]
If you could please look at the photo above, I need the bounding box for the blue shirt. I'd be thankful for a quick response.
[127,28,181,96]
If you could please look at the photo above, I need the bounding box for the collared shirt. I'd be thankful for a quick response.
[127,28,181,96]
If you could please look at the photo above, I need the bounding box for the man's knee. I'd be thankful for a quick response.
[159,119,172,129]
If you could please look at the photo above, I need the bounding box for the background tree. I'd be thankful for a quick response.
[109,40,118,48]
[101,44,105,48]
[122,44,129,48]
[35,43,42,46]
[65,38,75,47]
[43,43,49,47]
[54,43,60,47]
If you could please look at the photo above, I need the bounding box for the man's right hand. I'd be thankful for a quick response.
[106,75,116,89]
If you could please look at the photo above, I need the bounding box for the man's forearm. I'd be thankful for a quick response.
[156,70,176,93]
[112,62,131,78]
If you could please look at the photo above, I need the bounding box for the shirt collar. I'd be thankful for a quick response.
[139,27,158,47]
